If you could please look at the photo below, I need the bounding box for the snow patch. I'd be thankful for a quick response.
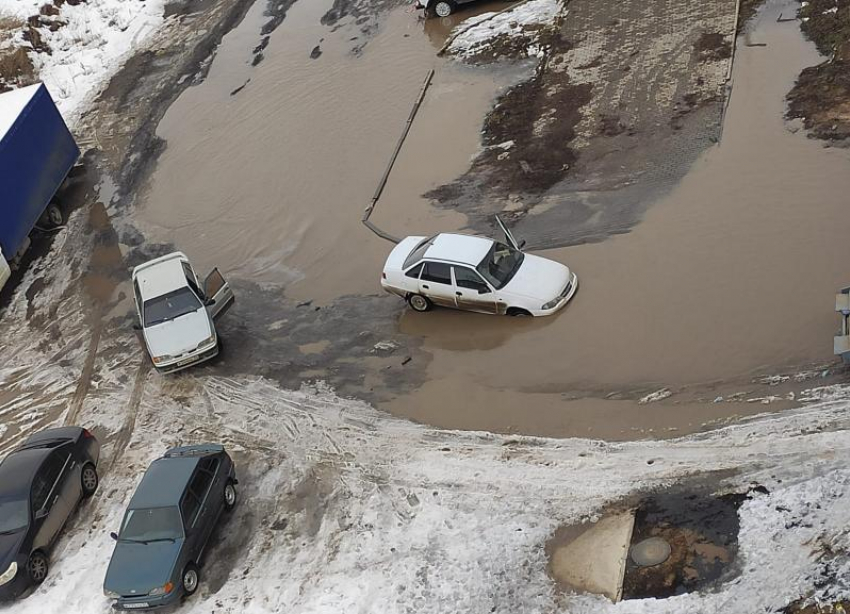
[5,0,167,126]
[445,0,562,60]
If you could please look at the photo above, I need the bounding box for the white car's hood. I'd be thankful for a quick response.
[500,254,571,302]
[143,309,213,358]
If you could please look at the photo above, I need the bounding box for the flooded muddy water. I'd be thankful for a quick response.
[383,0,850,436]
[133,0,512,303]
[129,0,850,440]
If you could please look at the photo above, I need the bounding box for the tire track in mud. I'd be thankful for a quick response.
[63,322,102,427]
[105,359,150,471]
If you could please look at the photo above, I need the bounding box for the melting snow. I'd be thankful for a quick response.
[5,0,166,126]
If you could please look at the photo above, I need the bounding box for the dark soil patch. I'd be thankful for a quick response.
[622,490,745,600]
[0,47,36,92]
[784,600,850,614]
[786,0,850,143]
[428,50,591,211]
[800,0,850,58]
[694,32,732,62]
[787,60,850,143]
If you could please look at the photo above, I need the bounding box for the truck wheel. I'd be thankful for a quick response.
[46,203,63,227]
[434,1,454,16]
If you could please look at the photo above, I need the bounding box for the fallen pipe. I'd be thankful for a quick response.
[361,69,435,244]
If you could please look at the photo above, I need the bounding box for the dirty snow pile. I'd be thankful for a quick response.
[4,0,166,124]
[445,0,562,60]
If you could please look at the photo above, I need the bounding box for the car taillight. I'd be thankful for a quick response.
[82,428,93,439]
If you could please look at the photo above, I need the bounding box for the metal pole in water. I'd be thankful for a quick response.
[362,68,435,244]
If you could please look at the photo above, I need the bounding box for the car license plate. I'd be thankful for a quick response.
[177,355,200,367]
[124,603,149,609]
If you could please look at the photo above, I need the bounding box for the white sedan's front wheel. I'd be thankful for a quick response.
[408,294,432,312]
[434,0,454,17]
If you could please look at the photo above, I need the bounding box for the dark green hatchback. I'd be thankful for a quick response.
[103,444,237,610]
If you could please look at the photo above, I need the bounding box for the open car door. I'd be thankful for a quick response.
[203,268,235,319]
[495,215,525,251]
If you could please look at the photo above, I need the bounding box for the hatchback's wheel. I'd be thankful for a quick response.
[182,563,200,596]
[223,480,237,511]
[81,463,99,498]
[507,308,532,317]
[408,294,432,312]
[434,0,454,16]
[27,552,48,584]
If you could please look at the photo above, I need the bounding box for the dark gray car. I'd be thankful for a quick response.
[102,444,237,610]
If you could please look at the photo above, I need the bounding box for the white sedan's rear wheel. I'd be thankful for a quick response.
[408,294,432,312]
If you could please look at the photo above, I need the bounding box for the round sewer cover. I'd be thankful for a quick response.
[630,537,672,567]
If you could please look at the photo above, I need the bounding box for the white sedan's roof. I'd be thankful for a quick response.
[133,254,188,301]
[424,233,493,265]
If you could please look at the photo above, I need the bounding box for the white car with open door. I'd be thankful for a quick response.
[132,252,235,373]
[381,217,578,317]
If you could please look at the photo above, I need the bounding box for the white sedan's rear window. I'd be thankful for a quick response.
[403,236,435,270]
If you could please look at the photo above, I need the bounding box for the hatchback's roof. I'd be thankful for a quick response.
[133,253,189,301]
[424,233,493,266]
[129,456,198,509]
[0,448,51,499]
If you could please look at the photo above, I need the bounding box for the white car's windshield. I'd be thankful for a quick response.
[476,242,524,289]
[143,288,202,327]
[120,506,183,543]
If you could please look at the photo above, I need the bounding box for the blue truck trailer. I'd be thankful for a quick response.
[0,83,80,291]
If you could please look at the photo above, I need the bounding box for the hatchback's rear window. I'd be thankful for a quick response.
[403,237,435,270]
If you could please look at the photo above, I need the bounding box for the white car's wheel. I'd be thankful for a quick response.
[434,1,453,17]
[507,308,532,317]
[408,294,432,312]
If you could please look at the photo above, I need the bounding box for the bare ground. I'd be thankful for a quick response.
[786,0,850,144]
[434,0,738,248]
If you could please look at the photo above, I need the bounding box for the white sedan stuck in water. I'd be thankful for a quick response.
[381,218,577,316]
[132,252,234,373]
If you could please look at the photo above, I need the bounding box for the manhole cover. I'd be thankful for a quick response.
[630,537,672,567]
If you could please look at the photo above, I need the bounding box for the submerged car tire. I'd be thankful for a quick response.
[507,308,532,317]
[182,563,200,596]
[223,480,237,511]
[81,462,99,498]
[434,0,454,17]
[407,294,432,313]
[27,552,48,584]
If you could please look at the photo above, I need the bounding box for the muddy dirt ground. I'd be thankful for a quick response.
[4,0,850,442]
[786,0,850,143]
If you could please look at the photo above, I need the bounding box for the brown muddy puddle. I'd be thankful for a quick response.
[383,0,850,437]
[132,0,850,440]
[132,0,511,302]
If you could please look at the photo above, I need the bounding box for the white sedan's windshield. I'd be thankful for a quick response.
[143,288,201,327]
[476,242,524,289]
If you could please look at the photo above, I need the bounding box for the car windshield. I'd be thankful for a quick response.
[0,499,28,534]
[143,288,201,327]
[119,506,183,542]
[476,242,525,289]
